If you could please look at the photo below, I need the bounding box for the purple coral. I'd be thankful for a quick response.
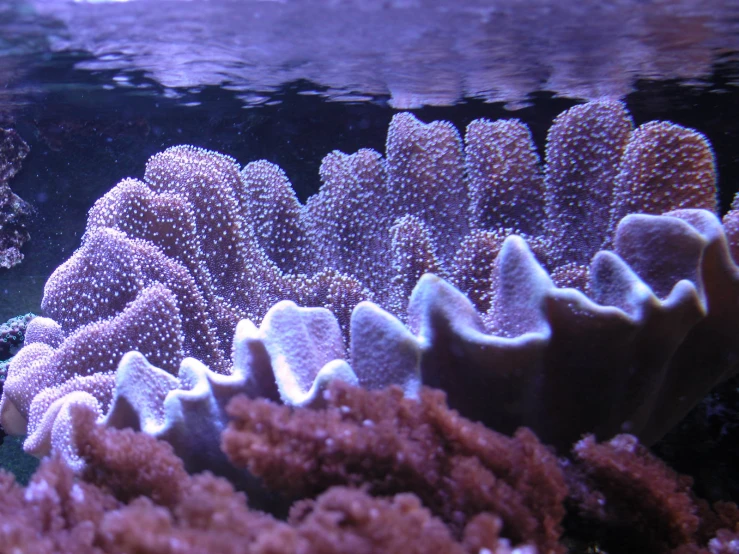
[1,101,736,473]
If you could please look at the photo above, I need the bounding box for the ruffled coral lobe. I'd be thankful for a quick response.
[2,100,738,478]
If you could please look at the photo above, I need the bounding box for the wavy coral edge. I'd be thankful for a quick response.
[7,209,739,473]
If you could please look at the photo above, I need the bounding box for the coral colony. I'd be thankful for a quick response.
[1,100,739,552]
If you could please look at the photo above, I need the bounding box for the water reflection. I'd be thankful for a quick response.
[13,0,739,109]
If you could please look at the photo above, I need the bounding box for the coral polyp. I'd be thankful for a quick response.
[2,101,738,474]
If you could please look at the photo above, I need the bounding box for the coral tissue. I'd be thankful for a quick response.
[2,101,739,475]
[0,383,737,553]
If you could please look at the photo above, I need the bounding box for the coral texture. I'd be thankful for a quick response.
[0,128,32,269]
[563,433,739,553]
[0,401,541,554]
[3,101,739,472]
[2,385,737,553]
[722,192,739,263]
[565,434,700,551]
[222,381,568,553]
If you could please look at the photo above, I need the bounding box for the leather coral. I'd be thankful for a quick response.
[2,100,738,472]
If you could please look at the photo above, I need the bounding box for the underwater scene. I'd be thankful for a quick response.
[1,0,739,552]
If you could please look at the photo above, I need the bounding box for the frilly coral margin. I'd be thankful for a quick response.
[100,209,739,473]
[2,100,739,471]
[19,206,735,473]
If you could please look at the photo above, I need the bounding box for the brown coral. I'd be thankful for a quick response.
[221,381,739,553]
[565,434,699,550]
[0,401,532,554]
[1,383,739,553]
[222,380,568,553]
[563,433,739,553]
